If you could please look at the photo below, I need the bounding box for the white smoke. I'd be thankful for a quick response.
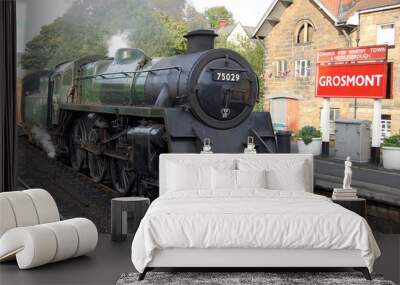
[182,2,191,22]
[107,31,130,57]
[31,126,56,159]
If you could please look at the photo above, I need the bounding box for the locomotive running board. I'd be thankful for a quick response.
[60,103,166,118]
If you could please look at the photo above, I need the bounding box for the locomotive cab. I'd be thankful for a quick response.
[21,70,52,128]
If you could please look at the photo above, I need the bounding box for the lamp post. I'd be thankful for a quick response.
[320,98,330,157]
[371,99,382,164]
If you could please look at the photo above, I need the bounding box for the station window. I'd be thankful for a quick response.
[377,24,395,46]
[295,20,314,44]
[62,69,73,86]
[381,114,392,141]
[295,60,311,77]
[320,107,340,134]
[330,108,340,122]
[273,60,288,77]
[54,75,61,92]
[39,76,48,95]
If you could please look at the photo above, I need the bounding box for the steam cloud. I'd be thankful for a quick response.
[107,31,130,57]
[31,126,56,159]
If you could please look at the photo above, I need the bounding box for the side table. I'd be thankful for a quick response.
[332,198,367,218]
[111,197,150,242]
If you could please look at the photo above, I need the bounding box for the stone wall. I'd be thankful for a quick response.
[356,9,400,134]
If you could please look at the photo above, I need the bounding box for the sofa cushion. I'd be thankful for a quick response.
[0,189,60,238]
[0,196,17,237]
[1,192,39,228]
[65,218,98,257]
[23,189,59,224]
[42,221,79,262]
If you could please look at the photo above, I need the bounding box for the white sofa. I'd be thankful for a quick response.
[0,189,98,269]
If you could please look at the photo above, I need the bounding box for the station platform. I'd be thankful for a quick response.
[313,155,400,234]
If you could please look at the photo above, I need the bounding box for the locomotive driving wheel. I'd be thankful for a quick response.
[68,117,89,171]
[87,128,109,183]
[110,157,135,196]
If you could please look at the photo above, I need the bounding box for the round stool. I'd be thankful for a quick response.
[111,197,150,242]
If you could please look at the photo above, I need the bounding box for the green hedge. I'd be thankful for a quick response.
[382,135,400,148]
[298,126,321,145]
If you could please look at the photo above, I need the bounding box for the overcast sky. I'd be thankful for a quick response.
[189,0,274,27]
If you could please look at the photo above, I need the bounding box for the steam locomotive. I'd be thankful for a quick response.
[22,30,278,198]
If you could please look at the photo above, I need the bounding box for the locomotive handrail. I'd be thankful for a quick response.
[98,72,131,79]
[208,67,249,73]
[76,66,181,81]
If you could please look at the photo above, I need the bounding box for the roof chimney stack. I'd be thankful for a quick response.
[218,19,227,29]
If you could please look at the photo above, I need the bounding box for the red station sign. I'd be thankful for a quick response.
[315,62,388,99]
[315,45,390,99]
[317,45,388,63]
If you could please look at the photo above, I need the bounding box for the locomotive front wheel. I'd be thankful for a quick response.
[68,118,89,171]
[88,128,109,183]
[110,158,135,196]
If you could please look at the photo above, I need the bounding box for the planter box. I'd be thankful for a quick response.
[382,147,400,170]
[297,138,322,156]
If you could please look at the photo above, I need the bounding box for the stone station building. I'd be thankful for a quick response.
[253,0,400,137]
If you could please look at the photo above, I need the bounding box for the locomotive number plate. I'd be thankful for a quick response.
[212,70,241,82]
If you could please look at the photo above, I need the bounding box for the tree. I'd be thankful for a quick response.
[159,15,188,55]
[204,6,234,28]
[20,0,206,71]
[215,35,266,111]
[21,17,108,71]
[20,19,64,70]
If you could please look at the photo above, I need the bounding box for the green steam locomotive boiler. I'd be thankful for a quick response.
[22,30,278,198]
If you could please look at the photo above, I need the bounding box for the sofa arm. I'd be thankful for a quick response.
[0,218,98,269]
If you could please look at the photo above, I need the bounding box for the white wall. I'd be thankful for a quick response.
[227,23,250,45]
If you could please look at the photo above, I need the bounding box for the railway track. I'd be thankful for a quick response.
[17,134,117,233]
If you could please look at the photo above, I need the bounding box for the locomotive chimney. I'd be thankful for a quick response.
[184,29,218,54]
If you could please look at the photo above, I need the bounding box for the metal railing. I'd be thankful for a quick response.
[76,66,181,80]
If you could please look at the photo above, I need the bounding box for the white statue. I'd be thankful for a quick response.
[343,156,352,190]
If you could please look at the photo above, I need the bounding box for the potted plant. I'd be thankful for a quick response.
[382,134,400,170]
[297,126,322,156]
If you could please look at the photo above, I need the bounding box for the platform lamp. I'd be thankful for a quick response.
[244,136,257,154]
[200,138,213,154]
